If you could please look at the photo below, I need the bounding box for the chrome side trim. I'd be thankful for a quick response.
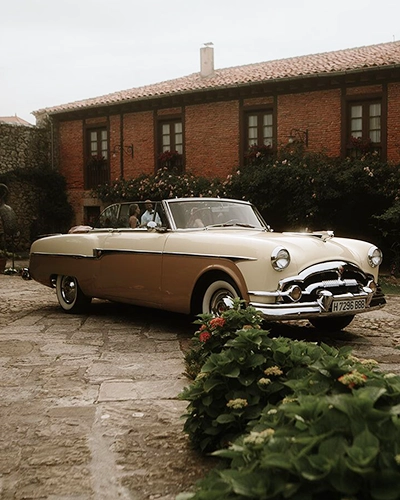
[94,248,255,261]
[30,251,93,259]
[31,249,256,262]
[162,251,256,261]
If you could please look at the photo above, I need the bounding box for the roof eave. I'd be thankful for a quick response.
[38,63,400,118]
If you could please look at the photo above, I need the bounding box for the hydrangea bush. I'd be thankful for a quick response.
[179,302,400,499]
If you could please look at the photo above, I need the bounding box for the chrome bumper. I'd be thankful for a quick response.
[250,289,385,320]
[249,260,386,321]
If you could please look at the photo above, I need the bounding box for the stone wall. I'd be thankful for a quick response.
[0,122,52,253]
[0,178,38,253]
[0,122,51,173]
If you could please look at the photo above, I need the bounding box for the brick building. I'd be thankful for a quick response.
[33,42,400,226]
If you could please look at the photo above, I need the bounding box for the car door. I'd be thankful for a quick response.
[94,228,168,308]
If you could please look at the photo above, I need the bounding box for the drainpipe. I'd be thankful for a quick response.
[50,116,54,169]
[119,113,124,179]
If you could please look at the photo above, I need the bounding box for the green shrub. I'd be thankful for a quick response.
[179,304,400,499]
[184,382,400,499]
[184,300,264,380]
[180,303,374,454]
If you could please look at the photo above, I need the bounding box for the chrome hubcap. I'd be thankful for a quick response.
[61,276,77,304]
[210,290,234,315]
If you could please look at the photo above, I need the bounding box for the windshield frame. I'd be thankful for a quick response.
[164,198,269,231]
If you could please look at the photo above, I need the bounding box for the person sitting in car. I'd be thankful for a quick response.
[129,203,141,228]
[140,200,161,226]
[187,207,204,228]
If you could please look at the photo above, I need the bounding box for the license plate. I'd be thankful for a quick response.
[332,299,366,313]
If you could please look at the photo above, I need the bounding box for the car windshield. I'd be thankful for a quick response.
[167,199,267,230]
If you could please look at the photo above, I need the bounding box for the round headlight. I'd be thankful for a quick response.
[271,246,290,271]
[368,246,383,268]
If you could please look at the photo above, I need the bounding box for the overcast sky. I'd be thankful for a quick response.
[1,0,399,124]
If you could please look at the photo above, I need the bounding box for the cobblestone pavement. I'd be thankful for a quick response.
[0,264,400,499]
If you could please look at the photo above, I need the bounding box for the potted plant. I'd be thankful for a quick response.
[158,150,183,172]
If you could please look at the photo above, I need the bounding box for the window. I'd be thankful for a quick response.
[89,128,108,160]
[244,110,274,163]
[245,111,273,148]
[347,100,382,158]
[158,119,183,171]
[85,127,109,189]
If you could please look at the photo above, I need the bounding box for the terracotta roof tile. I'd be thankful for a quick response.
[34,41,400,116]
[0,115,33,126]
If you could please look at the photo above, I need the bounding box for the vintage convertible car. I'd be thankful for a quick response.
[26,197,386,331]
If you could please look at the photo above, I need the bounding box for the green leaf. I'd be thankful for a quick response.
[201,395,213,407]
[246,353,266,368]
[261,452,295,471]
[329,456,361,494]
[220,365,241,378]
[203,377,224,393]
[219,469,272,498]
[357,385,387,404]
[347,429,380,467]
[216,413,236,424]
[388,403,400,416]
[370,470,400,500]
[238,373,256,386]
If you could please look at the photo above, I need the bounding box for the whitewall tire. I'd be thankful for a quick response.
[56,275,91,313]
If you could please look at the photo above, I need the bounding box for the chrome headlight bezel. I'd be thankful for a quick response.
[271,246,290,271]
[368,246,383,268]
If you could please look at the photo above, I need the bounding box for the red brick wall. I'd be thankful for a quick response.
[185,100,239,178]
[108,115,122,182]
[243,97,274,106]
[55,82,400,224]
[126,111,155,178]
[106,111,156,181]
[387,82,400,164]
[58,120,83,190]
[278,89,341,155]
[346,85,382,96]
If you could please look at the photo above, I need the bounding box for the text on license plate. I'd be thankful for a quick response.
[332,299,366,312]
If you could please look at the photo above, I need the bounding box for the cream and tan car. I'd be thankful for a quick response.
[26,197,386,331]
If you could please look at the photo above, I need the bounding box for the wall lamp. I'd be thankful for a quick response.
[288,128,309,147]
[111,143,134,158]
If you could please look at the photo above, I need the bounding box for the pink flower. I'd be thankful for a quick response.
[199,331,211,342]
[210,317,225,329]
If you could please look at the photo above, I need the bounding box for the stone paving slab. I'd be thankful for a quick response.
[98,379,187,402]
[0,268,400,499]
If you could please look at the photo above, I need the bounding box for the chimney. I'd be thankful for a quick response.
[200,43,214,78]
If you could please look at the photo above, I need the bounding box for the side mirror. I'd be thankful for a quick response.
[147,221,157,230]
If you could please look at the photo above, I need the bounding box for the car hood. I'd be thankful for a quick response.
[168,227,376,276]
[264,231,371,270]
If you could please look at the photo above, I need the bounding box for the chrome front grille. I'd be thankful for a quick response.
[279,261,370,304]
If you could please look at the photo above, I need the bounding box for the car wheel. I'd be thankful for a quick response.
[309,315,355,332]
[56,275,91,313]
[202,279,240,315]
